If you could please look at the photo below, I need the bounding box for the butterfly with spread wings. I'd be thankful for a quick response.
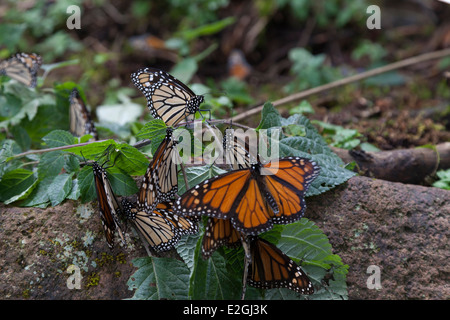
[0,52,42,88]
[131,67,204,127]
[137,128,180,211]
[247,236,314,295]
[91,161,126,249]
[176,129,320,235]
[69,88,98,140]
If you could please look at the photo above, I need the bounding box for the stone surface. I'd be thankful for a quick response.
[0,176,448,299]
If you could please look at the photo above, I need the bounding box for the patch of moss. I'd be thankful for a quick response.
[86,272,100,288]
[22,289,30,299]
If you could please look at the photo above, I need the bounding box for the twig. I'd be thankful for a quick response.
[231,47,450,122]
[9,140,109,159]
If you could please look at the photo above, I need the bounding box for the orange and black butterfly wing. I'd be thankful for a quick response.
[130,68,204,127]
[248,237,314,294]
[0,52,42,87]
[153,201,199,236]
[176,167,278,235]
[121,199,180,252]
[69,88,98,140]
[92,162,125,248]
[202,218,243,259]
[176,169,249,218]
[261,157,320,225]
[138,128,179,211]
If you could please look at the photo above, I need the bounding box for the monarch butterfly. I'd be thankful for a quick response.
[0,52,42,88]
[247,236,314,294]
[176,154,320,235]
[69,88,98,140]
[202,217,243,259]
[222,128,258,170]
[202,131,255,258]
[91,161,126,249]
[137,128,180,211]
[131,67,204,127]
[121,199,198,252]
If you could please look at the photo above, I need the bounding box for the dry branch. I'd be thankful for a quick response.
[332,142,450,184]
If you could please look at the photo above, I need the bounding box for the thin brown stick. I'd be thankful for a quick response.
[9,140,110,159]
[231,48,450,122]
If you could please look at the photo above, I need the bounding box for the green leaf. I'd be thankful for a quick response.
[65,139,118,160]
[176,232,203,273]
[127,257,191,300]
[256,102,282,130]
[190,248,242,299]
[0,23,26,51]
[114,143,149,176]
[78,166,96,203]
[171,58,198,84]
[48,173,73,206]
[0,168,37,204]
[177,165,227,195]
[106,166,139,196]
[66,178,80,200]
[220,77,255,105]
[20,176,54,208]
[176,17,236,41]
[37,151,66,179]
[42,130,76,148]
[136,119,167,140]
[261,219,348,300]
[279,114,356,196]
[289,100,315,115]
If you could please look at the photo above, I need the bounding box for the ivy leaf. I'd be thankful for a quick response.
[127,257,191,300]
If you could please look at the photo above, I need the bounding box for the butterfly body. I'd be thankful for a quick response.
[91,161,125,248]
[131,68,204,127]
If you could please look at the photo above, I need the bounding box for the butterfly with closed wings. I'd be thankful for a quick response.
[0,52,42,88]
[121,199,198,252]
[137,128,180,211]
[131,67,204,127]
[69,88,98,140]
[247,236,314,295]
[90,161,126,249]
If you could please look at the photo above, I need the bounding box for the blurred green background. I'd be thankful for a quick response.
[1,0,449,148]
